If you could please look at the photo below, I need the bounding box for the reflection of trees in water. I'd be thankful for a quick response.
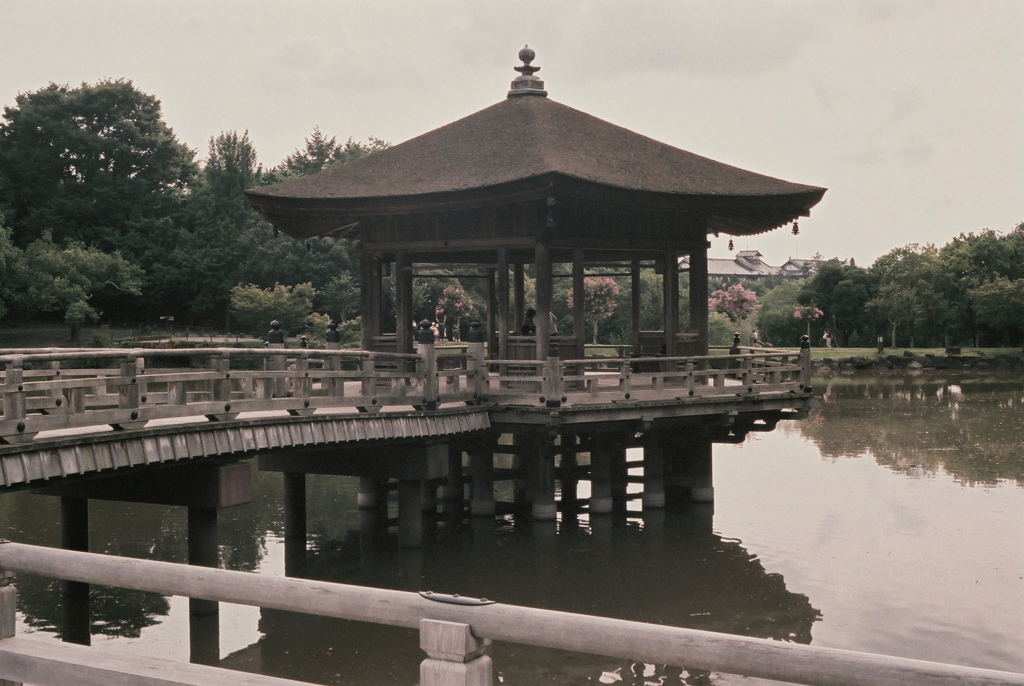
[222,509,820,686]
[799,375,1024,486]
[4,460,284,638]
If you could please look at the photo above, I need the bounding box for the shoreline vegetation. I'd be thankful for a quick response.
[807,347,1024,375]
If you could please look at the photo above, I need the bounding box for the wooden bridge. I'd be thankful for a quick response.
[1,340,812,487]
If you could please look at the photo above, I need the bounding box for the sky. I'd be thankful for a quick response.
[1,0,1021,268]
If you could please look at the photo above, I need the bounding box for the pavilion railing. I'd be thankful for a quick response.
[1,541,1022,686]
[477,347,811,406]
[1,343,811,444]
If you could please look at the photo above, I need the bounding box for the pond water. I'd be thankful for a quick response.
[1,373,1022,684]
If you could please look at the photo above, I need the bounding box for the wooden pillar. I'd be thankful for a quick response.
[59,496,90,646]
[535,242,553,360]
[572,248,585,357]
[641,433,666,509]
[610,442,628,507]
[689,243,709,355]
[442,447,465,505]
[396,252,413,355]
[398,480,424,549]
[532,435,557,521]
[419,619,493,686]
[497,248,510,361]
[359,247,376,350]
[486,268,496,360]
[282,471,306,576]
[559,433,578,509]
[469,450,495,517]
[631,259,642,356]
[663,249,679,357]
[421,481,438,514]
[690,439,714,503]
[357,476,383,508]
[513,263,525,335]
[589,442,612,515]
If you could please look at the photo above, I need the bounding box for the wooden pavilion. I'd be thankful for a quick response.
[245,47,825,362]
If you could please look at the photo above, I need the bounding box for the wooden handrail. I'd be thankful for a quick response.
[0,542,1021,686]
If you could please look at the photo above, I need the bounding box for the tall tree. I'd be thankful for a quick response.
[799,260,876,346]
[279,127,389,176]
[18,234,143,341]
[0,79,196,252]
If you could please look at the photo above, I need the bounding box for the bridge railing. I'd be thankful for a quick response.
[0,347,477,444]
[1,541,1021,686]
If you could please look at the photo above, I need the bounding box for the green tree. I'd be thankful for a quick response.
[968,277,1024,346]
[755,281,804,347]
[229,282,316,337]
[279,127,390,176]
[869,244,948,346]
[0,79,196,251]
[939,224,1024,344]
[154,130,263,324]
[0,215,22,322]
[867,283,920,347]
[18,234,143,341]
[799,261,876,346]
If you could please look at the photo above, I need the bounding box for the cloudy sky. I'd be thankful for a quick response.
[2,0,1021,267]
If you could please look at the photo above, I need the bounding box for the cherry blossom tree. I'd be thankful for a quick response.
[708,284,761,323]
[793,304,824,338]
[567,276,620,344]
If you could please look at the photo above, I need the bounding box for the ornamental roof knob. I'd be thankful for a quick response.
[508,45,547,98]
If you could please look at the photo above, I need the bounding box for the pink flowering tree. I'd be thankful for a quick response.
[708,284,761,323]
[435,284,476,328]
[567,276,620,344]
[793,304,824,338]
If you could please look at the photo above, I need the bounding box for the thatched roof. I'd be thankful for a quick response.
[246,52,825,240]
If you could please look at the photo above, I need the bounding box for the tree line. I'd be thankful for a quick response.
[1,79,1021,349]
[0,79,384,341]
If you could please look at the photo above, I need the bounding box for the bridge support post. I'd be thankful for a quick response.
[469,450,495,517]
[531,435,557,521]
[689,439,714,503]
[283,471,307,575]
[559,433,578,510]
[641,433,666,509]
[398,479,423,549]
[589,442,613,515]
[442,447,464,509]
[610,442,628,509]
[59,496,90,646]
[419,618,493,686]
[357,477,383,509]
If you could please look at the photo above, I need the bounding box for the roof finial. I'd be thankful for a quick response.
[508,45,547,98]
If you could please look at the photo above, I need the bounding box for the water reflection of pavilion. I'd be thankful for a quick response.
[215,507,819,686]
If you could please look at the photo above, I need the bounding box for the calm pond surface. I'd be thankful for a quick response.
[1,373,1022,684]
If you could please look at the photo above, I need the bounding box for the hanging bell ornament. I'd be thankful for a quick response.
[792,221,800,236]
[728,238,734,251]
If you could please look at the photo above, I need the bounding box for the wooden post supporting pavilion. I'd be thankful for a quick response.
[689,243,710,355]
[572,249,585,357]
